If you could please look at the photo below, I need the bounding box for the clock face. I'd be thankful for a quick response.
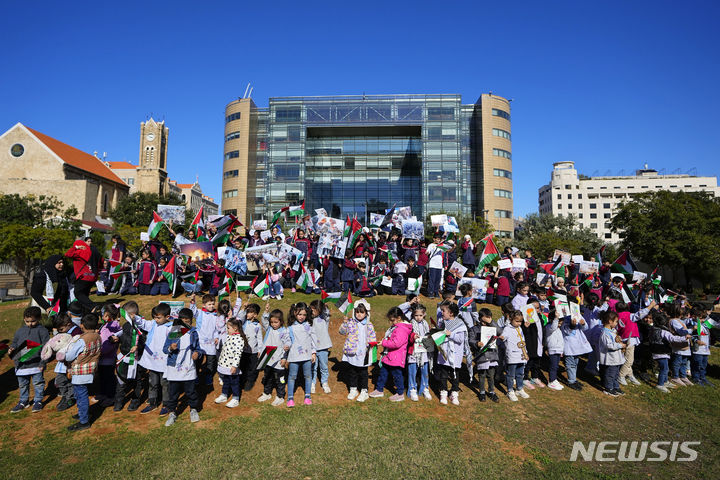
[146,133,155,142]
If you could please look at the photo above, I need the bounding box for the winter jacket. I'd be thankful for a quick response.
[468,321,502,364]
[380,321,412,368]
[544,318,564,355]
[217,332,245,374]
[163,328,204,381]
[598,327,625,366]
[10,324,50,370]
[286,322,317,363]
[339,317,377,357]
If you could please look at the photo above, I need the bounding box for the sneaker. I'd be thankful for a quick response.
[656,385,670,393]
[226,398,240,408]
[422,389,432,400]
[619,376,628,386]
[533,378,546,388]
[488,392,500,403]
[128,400,140,412]
[681,377,694,386]
[164,412,177,427]
[523,380,536,390]
[257,393,272,403]
[603,389,618,397]
[287,399,295,408]
[347,388,359,400]
[670,378,685,387]
[356,389,369,402]
[10,402,28,413]
[517,388,530,399]
[389,394,405,402]
[507,390,518,402]
[31,402,43,413]
[304,397,312,405]
[159,407,170,417]
[311,383,316,394]
[67,421,91,432]
[613,388,626,396]
[548,380,564,391]
[450,392,459,405]
[479,392,486,402]
[100,398,115,408]
[262,295,270,301]
[215,394,229,404]
[56,398,68,411]
[322,383,331,394]
[628,376,642,386]
[113,402,124,412]
[368,390,385,398]
[567,382,582,391]
[218,377,223,386]
[140,404,157,415]
[409,389,419,402]
[271,396,284,406]
[439,391,448,405]
[665,381,678,389]
[189,409,200,423]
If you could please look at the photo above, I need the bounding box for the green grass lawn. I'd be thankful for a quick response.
[0,292,718,479]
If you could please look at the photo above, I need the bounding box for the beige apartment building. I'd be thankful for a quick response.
[221,93,514,235]
[538,161,719,242]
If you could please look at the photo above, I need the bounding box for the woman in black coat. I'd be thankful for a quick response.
[30,254,70,314]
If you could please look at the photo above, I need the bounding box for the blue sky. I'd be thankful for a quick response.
[2,1,718,217]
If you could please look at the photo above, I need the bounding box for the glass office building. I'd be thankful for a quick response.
[222,93,514,236]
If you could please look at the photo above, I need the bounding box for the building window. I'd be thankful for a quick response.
[578,193,582,199]
[492,108,510,120]
[497,230,512,238]
[275,107,301,122]
[600,186,607,189]
[225,112,241,123]
[225,131,241,142]
[223,169,239,179]
[493,148,512,159]
[557,194,562,200]
[590,223,598,229]
[670,185,677,188]
[10,143,24,157]
[493,168,512,179]
[578,204,583,209]
[589,203,597,209]
[224,150,240,161]
[103,193,108,213]
[494,189,512,198]
[567,194,572,199]
[587,186,594,189]
[590,213,597,219]
[286,192,300,203]
[568,204,572,209]
[604,213,611,218]
[223,189,238,198]
[605,233,612,239]
[128,178,135,185]
[427,107,455,120]
[641,185,649,189]
[494,209,512,218]
[274,165,300,180]
[603,203,611,208]
[492,128,511,140]
[223,209,237,216]
[578,213,583,219]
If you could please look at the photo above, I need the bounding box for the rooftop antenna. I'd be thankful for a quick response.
[248,86,253,98]
[618,169,625,176]
[644,163,649,170]
[243,83,250,99]
[591,169,600,176]
[672,167,681,175]
[687,167,697,176]
[102,152,107,160]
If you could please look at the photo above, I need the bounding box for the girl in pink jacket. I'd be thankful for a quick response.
[369,307,413,402]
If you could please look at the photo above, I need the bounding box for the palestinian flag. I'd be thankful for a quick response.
[219,275,235,301]
[347,218,363,250]
[253,273,270,297]
[611,250,637,277]
[162,256,177,291]
[364,341,378,365]
[14,340,43,363]
[379,246,395,263]
[270,206,289,226]
[343,215,352,237]
[296,264,310,290]
[119,307,134,324]
[369,275,383,288]
[257,345,278,369]
[407,277,422,292]
[459,297,474,312]
[595,245,606,264]
[582,274,595,289]
[288,201,305,217]
[321,290,342,305]
[236,279,253,292]
[0,342,8,359]
[48,299,61,317]
[180,270,199,285]
[147,211,165,239]
[337,291,354,316]
[436,242,452,253]
[168,319,191,339]
[475,236,500,272]
[431,330,449,360]
[211,224,235,246]
[109,259,124,280]
[697,319,714,337]
[190,206,206,240]
[539,311,549,326]
[209,214,242,232]
[380,204,397,228]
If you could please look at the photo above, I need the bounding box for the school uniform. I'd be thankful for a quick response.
[163,328,204,412]
[238,310,264,390]
[190,303,224,383]
[260,315,291,398]
[598,327,625,392]
[501,325,528,391]
[136,259,157,295]
[137,318,173,408]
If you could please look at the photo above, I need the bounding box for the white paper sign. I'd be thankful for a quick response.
[140,232,150,241]
[512,258,527,269]
[381,276,394,287]
[579,261,599,274]
[572,255,585,264]
[632,271,647,283]
[522,305,540,324]
[449,261,468,278]
[260,230,273,242]
[536,273,554,286]
[554,299,571,318]
[569,302,583,323]
[216,246,227,260]
[430,214,448,227]
[252,220,268,231]
[480,326,497,350]
[497,259,512,270]
[553,249,572,263]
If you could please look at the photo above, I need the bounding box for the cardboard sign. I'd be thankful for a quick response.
[553,249,572,263]
[455,278,487,301]
[632,271,648,283]
[522,305,540,324]
[569,301,583,323]
[536,272,555,286]
[579,260,599,274]
[252,220,268,231]
[497,259,512,270]
[512,258,527,270]
[448,261,468,278]
[430,214,448,227]
[554,299,571,318]
[572,255,584,264]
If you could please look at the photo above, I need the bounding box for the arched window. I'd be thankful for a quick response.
[145,146,151,164]
[103,192,108,213]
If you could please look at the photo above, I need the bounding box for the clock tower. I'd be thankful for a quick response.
[136,118,169,195]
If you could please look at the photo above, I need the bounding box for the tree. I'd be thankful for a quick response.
[109,192,185,228]
[610,191,720,290]
[423,213,493,243]
[0,193,80,230]
[514,213,604,261]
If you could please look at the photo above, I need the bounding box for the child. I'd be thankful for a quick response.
[310,300,332,394]
[8,307,50,413]
[667,304,693,386]
[136,249,157,295]
[113,302,146,412]
[561,301,593,391]
[457,283,478,330]
[215,318,245,408]
[435,302,467,405]
[189,293,223,387]
[49,313,82,411]
[238,303,263,391]
[150,257,171,296]
[690,305,718,386]
[119,255,138,295]
[285,303,318,407]
[407,304,431,401]
[163,308,204,426]
[96,304,121,407]
[68,301,85,327]
[598,310,626,397]
[258,307,290,406]
[501,311,530,401]
[136,302,173,415]
[58,313,101,431]
[339,301,376,402]
[468,308,502,402]
[616,300,655,386]
[650,312,691,392]
[354,262,376,297]
[521,297,545,390]
[369,307,412,401]
[543,308,565,391]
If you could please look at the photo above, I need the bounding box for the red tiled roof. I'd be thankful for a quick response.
[107,161,137,170]
[25,126,128,187]
[78,219,114,232]
[176,183,195,188]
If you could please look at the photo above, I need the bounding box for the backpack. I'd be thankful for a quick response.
[649,327,671,355]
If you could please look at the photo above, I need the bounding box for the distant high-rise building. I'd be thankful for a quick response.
[222,93,514,236]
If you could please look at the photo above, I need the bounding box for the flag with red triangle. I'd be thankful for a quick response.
[611,250,637,277]
[288,201,305,217]
[475,236,500,273]
[148,211,165,239]
[162,256,176,292]
[13,339,43,363]
[190,206,206,240]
